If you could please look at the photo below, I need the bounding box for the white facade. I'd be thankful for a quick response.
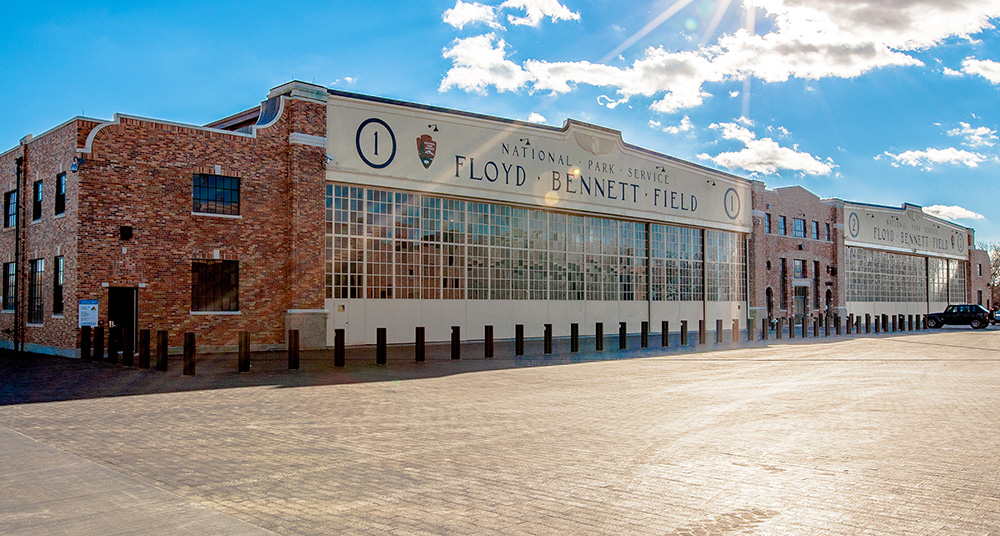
[323,92,752,345]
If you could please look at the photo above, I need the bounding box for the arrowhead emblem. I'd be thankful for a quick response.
[416,134,436,169]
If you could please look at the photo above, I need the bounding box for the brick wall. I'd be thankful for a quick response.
[0,87,327,354]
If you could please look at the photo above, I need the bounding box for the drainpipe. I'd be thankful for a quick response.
[13,154,23,354]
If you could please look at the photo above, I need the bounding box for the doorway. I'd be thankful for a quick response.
[108,287,138,350]
[793,286,809,320]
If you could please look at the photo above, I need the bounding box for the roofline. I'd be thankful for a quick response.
[1,116,107,159]
[325,87,750,184]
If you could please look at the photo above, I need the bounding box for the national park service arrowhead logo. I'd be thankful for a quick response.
[416,134,436,169]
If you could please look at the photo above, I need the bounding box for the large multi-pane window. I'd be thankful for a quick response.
[326,184,743,302]
[705,230,746,301]
[191,260,239,311]
[28,259,44,324]
[54,173,66,215]
[792,218,806,238]
[4,190,16,228]
[846,247,929,302]
[193,174,240,215]
[53,256,64,315]
[778,216,786,235]
[2,262,15,310]
[811,221,819,240]
[793,259,805,279]
[928,257,948,302]
[948,259,966,303]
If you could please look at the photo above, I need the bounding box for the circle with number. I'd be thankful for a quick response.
[849,212,860,238]
[355,118,396,169]
[723,188,740,220]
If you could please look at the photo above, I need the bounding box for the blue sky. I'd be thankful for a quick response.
[3,0,1000,241]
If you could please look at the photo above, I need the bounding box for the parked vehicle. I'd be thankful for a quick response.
[992,310,1000,325]
[926,304,991,329]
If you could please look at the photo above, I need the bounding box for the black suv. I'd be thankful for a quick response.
[926,304,991,329]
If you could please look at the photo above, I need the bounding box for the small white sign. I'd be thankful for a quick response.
[79,299,99,328]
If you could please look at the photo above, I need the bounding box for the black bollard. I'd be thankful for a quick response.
[619,322,627,350]
[865,314,871,334]
[825,316,831,337]
[155,330,168,371]
[107,326,121,364]
[813,317,819,337]
[641,321,649,348]
[544,324,553,354]
[733,319,739,343]
[680,320,688,346]
[94,325,105,362]
[183,332,195,376]
[874,316,880,333]
[122,328,134,367]
[451,326,460,360]
[698,320,706,345]
[376,328,387,365]
[908,315,913,331]
[334,328,345,367]
[139,329,150,368]
[761,318,768,341]
[415,327,425,363]
[661,321,669,347]
[81,326,92,362]
[485,325,494,358]
[595,322,604,351]
[716,319,723,344]
[516,324,525,355]
[776,318,783,340]
[288,329,300,370]
[238,331,250,372]
[789,318,795,339]
[570,323,579,353]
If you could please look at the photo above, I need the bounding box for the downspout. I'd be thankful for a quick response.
[13,153,24,354]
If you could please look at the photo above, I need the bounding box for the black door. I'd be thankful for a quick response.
[108,287,138,350]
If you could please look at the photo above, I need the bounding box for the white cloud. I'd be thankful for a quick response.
[729,90,740,98]
[947,122,998,147]
[962,57,1000,83]
[943,67,964,76]
[880,147,986,170]
[923,204,985,220]
[699,122,835,175]
[500,0,580,26]
[439,34,533,94]
[526,112,547,123]
[651,116,693,134]
[443,1,501,30]
[440,0,1000,114]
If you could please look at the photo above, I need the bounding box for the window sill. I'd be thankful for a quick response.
[191,212,242,219]
[190,310,241,315]
[1,309,12,314]
[52,314,65,319]
[30,219,41,225]
[54,213,66,219]
[26,323,43,327]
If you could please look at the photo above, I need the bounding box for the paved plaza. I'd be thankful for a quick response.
[2,329,1000,535]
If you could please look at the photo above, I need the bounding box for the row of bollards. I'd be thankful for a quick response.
[79,326,302,376]
[77,312,929,373]
[340,312,931,366]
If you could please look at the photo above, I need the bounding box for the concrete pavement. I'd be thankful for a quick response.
[2,328,1000,534]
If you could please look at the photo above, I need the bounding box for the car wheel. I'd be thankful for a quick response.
[971,319,986,329]
[927,318,940,329]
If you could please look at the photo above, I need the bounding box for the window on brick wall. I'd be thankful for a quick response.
[4,191,16,228]
[825,223,831,241]
[28,259,43,324]
[811,221,819,240]
[2,262,14,310]
[765,213,771,233]
[793,259,805,278]
[778,216,786,235]
[193,174,240,215]
[55,173,66,215]
[792,218,806,238]
[32,180,42,221]
[53,256,64,315]
[192,260,239,312]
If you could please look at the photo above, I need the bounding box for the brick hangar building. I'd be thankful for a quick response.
[0,81,990,356]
